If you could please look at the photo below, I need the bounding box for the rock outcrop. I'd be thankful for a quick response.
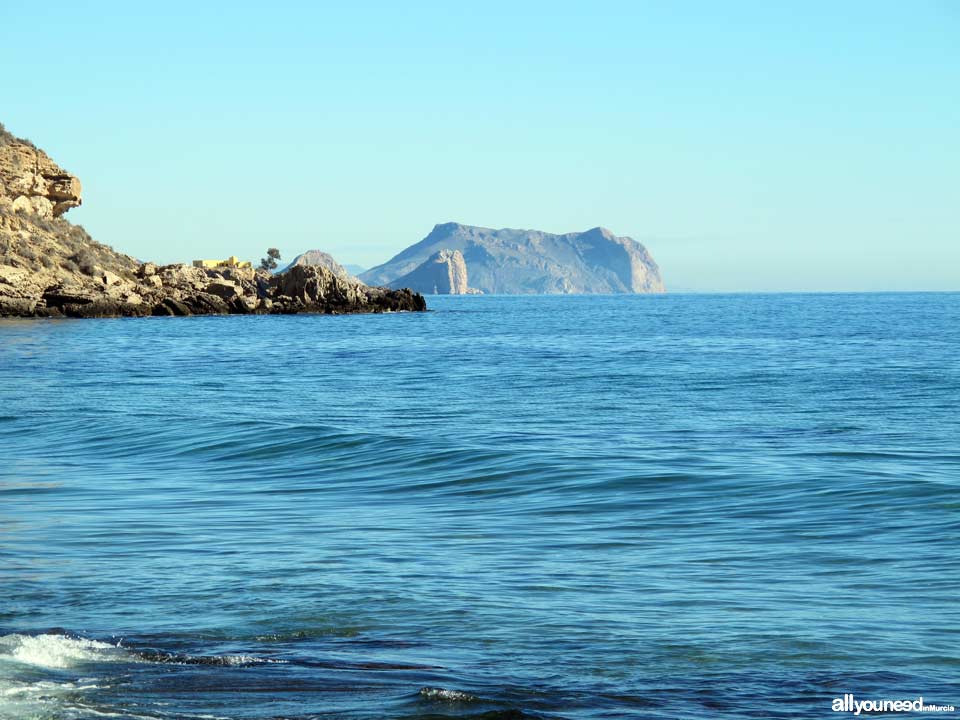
[0,123,426,318]
[269,264,425,314]
[387,249,479,295]
[1,126,82,219]
[361,222,665,294]
[283,249,355,281]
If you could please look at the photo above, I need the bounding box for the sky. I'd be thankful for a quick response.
[1,1,957,291]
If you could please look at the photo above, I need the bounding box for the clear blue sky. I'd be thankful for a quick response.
[2,1,957,291]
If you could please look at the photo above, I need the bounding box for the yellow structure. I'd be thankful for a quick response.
[192,256,252,270]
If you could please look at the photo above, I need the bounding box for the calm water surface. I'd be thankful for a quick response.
[1,294,958,719]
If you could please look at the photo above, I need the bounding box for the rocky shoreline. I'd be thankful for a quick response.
[0,261,425,319]
[0,123,426,319]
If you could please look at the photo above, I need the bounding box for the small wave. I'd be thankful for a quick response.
[134,650,286,666]
[0,633,129,669]
[0,678,129,720]
[0,633,286,672]
[419,687,479,702]
[1,679,104,697]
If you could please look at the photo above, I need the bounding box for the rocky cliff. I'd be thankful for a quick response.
[0,123,426,318]
[387,249,478,295]
[0,125,82,219]
[361,223,665,295]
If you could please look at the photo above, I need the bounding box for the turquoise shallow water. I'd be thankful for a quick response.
[1,293,958,719]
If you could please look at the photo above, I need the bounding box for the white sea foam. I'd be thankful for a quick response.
[0,677,110,720]
[0,635,124,719]
[220,655,287,666]
[2,680,103,697]
[419,686,478,702]
[0,633,277,719]
[0,633,129,669]
[199,654,286,666]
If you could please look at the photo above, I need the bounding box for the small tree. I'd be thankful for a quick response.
[259,247,281,272]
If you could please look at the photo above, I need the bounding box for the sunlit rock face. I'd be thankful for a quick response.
[0,129,82,218]
[386,248,477,295]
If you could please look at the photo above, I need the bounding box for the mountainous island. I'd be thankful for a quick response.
[360,222,665,295]
[0,124,425,318]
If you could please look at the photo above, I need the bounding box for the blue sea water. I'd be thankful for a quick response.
[1,293,958,719]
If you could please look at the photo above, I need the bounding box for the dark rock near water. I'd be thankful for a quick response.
[155,297,192,317]
[272,265,426,314]
[187,292,230,315]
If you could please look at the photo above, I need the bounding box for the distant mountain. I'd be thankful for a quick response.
[342,264,366,276]
[387,249,479,295]
[283,250,354,280]
[361,223,664,294]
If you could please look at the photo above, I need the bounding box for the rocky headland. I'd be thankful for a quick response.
[361,222,665,294]
[0,124,425,318]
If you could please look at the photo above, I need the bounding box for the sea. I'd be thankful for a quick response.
[1,293,958,719]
